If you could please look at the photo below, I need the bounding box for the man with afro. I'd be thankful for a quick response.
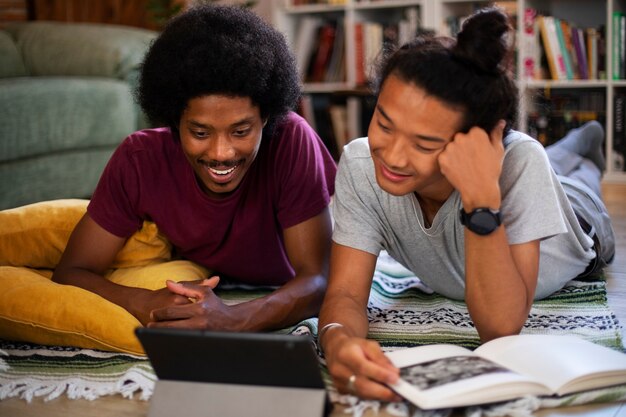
[52,4,337,331]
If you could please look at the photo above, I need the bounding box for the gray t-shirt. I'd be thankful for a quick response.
[332,131,596,300]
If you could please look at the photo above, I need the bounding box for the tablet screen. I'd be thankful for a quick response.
[135,327,325,389]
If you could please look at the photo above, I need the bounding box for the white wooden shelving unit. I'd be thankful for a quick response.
[273,0,626,182]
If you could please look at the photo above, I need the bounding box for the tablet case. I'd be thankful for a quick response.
[135,327,329,417]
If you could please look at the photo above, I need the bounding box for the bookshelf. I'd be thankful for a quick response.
[517,0,626,183]
[273,0,626,182]
[274,0,427,152]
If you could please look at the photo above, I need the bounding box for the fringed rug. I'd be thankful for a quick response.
[1,252,624,416]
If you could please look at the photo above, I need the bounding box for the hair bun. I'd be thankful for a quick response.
[453,7,511,75]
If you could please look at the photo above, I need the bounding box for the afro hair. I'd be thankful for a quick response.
[137,4,301,134]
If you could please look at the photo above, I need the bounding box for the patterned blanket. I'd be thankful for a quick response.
[1,252,624,416]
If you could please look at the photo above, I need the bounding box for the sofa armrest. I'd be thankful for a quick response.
[0,30,27,77]
[4,21,157,81]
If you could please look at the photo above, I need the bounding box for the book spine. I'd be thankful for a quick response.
[619,13,626,80]
[354,22,365,85]
[521,8,541,80]
[613,12,622,80]
[295,17,321,80]
[329,104,348,151]
[298,94,317,131]
[554,17,574,79]
[325,23,345,83]
[572,26,589,79]
[364,22,383,82]
[587,27,598,79]
[614,93,626,171]
[561,20,579,79]
[538,15,559,80]
[310,23,336,83]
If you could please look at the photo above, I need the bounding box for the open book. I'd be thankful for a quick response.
[386,334,626,409]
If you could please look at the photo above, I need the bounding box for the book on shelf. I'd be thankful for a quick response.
[363,22,383,83]
[354,22,366,85]
[571,25,589,80]
[308,22,337,83]
[587,27,599,80]
[398,7,419,47]
[614,93,626,172]
[298,94,341,160]
[560,19,581,79]
[353,21,386,85]
[386,334,626,410]
[521,8,542,80]
[353,9,420,86]
[298,95,316,132]
[294,16,323,81]
[618,13,626,80]
[325,22,345,83]
[554,17,574,79]
[537,15,567,80]
[612,12,623,80]
[329,104,349,151]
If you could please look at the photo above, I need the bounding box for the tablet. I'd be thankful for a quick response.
[135,327,325,389]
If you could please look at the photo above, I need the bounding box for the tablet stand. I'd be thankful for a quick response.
[148,379,328,417]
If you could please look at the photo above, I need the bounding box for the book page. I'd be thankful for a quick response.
[387,345,547,409]
[386,344,474,368]
[475,334,626,395]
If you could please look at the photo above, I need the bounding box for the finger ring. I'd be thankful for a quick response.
[347,374,357,394]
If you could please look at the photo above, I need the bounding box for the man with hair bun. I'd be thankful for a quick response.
[52,5,336,331]
[317,6,615,401]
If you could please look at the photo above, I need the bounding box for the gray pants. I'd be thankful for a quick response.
[546,121,615,271]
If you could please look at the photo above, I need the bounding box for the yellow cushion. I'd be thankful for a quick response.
[0,260,209,355]
[0,199,172,269]
[0,266,144,354]
[0,200,209,355]
[107,260,209,290]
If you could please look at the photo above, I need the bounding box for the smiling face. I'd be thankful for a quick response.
[368,74,464,200]
[179,95,265,199]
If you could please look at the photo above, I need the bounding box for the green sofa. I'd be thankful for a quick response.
[0,21,157,210]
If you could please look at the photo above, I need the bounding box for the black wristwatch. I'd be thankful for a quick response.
[459,207,502,236]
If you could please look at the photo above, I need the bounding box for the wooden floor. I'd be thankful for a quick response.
[1,183,626,417]
[604,183,626,344]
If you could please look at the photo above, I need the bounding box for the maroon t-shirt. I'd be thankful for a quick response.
[88,112,336,285]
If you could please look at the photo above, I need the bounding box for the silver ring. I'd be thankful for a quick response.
[347,374,357,394]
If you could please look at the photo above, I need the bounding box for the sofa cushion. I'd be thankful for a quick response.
[0,77,136,162]
[4,21,156,80]
[0,150,118,209]
[0,30,26,77]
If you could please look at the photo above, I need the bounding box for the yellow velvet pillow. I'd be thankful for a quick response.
[0,266,144,354]
[0,198,172,269]
[0,200,209,355]
[0,261,209,355]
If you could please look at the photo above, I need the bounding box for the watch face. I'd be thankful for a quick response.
[469,210,499,235]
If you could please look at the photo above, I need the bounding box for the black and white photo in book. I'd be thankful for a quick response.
[386,334,626,410]
[399,356,511,391]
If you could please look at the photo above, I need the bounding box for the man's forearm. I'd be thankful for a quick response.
[229,273,327,331]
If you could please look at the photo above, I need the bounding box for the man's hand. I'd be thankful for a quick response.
[147,277,243,330]
[130,277,220,326]
[324,334,401,402]
[438,121,506,210]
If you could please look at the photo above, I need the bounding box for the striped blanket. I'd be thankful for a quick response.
[0,252,624,416]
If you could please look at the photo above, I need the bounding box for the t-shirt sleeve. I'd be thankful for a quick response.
[87,136,144,238]
[331,140,385,255]
[274,115,337,229]
[500,138,568,244]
